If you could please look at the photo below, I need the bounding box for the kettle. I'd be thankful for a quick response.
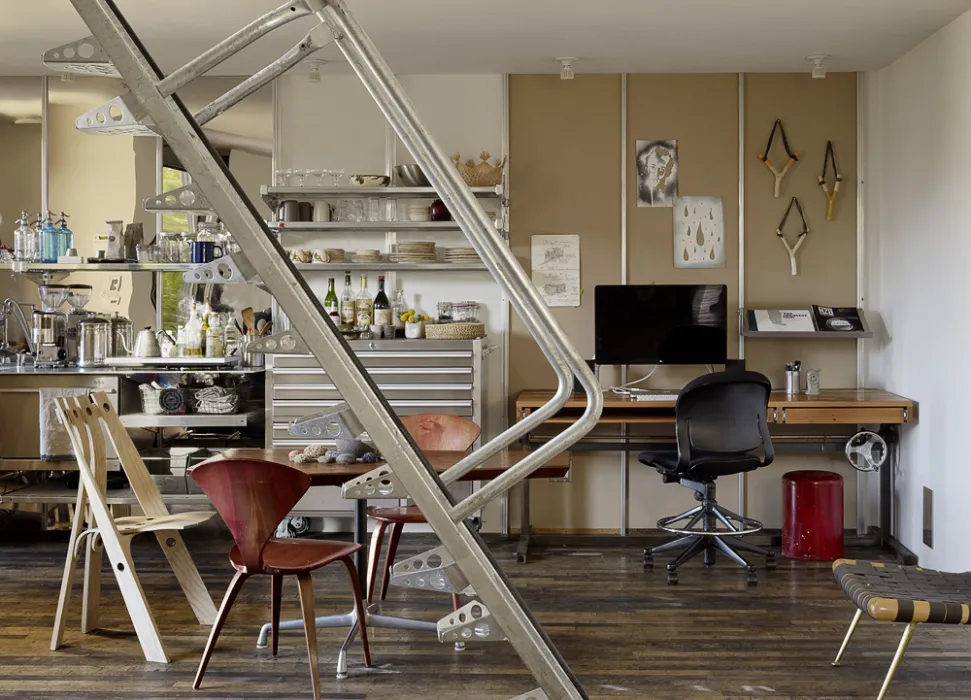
[132,326,161,358]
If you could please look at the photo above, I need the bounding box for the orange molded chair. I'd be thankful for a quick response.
[365,414,481,606]
[191,458,371,700]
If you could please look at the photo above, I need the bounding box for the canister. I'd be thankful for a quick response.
[79,317,110,367]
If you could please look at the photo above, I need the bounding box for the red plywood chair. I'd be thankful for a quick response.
[365,414,481,607]
[191,458,370,700]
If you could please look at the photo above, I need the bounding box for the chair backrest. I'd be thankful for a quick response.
[191,459,311,571]
[399,414,481,452]
[675,370,774,465]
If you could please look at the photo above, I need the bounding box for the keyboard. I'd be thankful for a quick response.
[631,391,677,402]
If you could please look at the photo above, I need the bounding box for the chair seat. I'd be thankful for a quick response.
[111,511,215,534]
[639,449,763,480]
[834,559,971,624]
[366,505,427,524]
[230,538,362,575]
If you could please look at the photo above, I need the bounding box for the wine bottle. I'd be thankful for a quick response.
[324,278,340,324]
[373,275,391,327]
[355,274,373,330]
[340,272,355,326]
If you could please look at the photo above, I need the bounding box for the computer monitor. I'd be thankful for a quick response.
[594,284,728,365]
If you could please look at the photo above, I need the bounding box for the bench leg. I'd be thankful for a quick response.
[877,622,916,700]
[832,609,863,667]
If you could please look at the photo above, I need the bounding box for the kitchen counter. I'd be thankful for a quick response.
[0,365,265,375]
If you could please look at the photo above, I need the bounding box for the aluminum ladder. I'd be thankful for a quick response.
[49,2,603,698]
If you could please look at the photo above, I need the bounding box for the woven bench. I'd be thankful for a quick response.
[831,558,971,699]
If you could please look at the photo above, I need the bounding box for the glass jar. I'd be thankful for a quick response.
[197,221,219,243]
[158,232,181,263]
[180,232,196,263]
[454,302,479,323]
[437,301,454,323]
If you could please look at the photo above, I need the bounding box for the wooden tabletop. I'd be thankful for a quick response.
[210,448,571,486]
[516,389,915,409]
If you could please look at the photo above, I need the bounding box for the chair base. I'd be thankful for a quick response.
[644,479,775,585]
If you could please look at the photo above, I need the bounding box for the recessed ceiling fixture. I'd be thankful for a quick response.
[307,59,327,83]
[555,57,576,80]
[807,55,829,79]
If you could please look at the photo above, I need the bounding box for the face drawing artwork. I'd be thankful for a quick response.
[636,139,679,207]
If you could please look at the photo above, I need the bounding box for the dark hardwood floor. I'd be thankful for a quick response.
[1,517,969,699]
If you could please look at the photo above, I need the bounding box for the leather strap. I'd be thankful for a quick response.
[776,197,808,276]
[817,140,843,220]
[759,119,799,197]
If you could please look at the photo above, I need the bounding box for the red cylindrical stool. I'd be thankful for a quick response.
[782,470,844,560]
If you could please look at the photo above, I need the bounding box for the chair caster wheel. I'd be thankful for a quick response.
[643,552,654,570]
[765,555,777,571]
[746,568,759,586]
[666,571,679,585]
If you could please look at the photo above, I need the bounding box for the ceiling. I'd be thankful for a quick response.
[1,0,969,78]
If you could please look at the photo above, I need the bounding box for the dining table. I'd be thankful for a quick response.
[203,447,572,678]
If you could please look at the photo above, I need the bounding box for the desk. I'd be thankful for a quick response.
[515,389,917,563]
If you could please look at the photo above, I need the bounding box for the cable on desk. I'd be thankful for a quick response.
[610,365,658,396]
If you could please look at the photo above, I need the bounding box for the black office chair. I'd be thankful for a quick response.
[639,370,776,585]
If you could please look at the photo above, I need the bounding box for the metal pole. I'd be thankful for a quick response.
[619,73,629,537]
[737,72,746,517]
[41,76,49,214]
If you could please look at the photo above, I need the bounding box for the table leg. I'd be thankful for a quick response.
[880,428,892,550]
[516,479,531,564]
[354,499,367,594]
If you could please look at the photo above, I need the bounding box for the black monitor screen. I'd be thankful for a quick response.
[594,285,728,365]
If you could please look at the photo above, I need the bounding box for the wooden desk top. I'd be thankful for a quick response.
[209,448,571,486]
[516,389,917,425]
[516,389,915,410]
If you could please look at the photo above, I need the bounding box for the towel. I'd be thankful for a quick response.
[39,388,91,461]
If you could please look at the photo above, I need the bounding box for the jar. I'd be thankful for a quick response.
[437,301,454,323]
[197,221,219,243]
[158,232,181,263]
[180,232,196,263]
[454,302,479,323]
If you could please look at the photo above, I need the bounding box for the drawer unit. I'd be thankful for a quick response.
[266,339,484,449]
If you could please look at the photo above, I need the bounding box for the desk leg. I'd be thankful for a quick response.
[517,480,531,564]
[880,428,893,550]
[354,500,367,593]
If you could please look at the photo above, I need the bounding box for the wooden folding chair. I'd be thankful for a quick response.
[49,391,217,663]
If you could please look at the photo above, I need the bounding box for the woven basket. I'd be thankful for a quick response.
[451,151,506,187]
[425,322,486,340]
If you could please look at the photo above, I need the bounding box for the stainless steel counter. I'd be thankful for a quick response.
[0,365,265,375]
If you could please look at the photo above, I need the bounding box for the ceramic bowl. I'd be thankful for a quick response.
[349,174,390,187]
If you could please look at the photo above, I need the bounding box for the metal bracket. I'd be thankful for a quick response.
[288,402,365,441]
[389,546,469,593]
[182,253,259,285]
[438,600,506,643]
[342,465,407,499]
[42,36,120,77]
[511,692,550,700]
[143,183,215,214]
[242,330,308,355]
[76,93,155,136]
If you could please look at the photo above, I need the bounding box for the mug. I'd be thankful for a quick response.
[189,241,224,264]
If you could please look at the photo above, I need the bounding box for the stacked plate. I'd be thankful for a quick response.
[324,248,346,263]
[443,247,481,264]
[352,249,383,264]
[390,241,438,264]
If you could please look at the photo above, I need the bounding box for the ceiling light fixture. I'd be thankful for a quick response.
[307,59,327,83]
[556,57,576,81]
[60,72,75,83]
[807,55,829,80]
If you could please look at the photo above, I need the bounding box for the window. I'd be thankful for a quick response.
[160,167,192,329]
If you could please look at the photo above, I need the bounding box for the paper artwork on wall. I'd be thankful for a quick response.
[636,139,679,207]
[531,234,581,307]
[673,196,724,268]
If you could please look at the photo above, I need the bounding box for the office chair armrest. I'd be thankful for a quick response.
[759,412,775,466]
[675,414,692,473]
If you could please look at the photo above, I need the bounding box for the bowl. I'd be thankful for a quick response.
[349,174,390,187]
[393,164,431,187]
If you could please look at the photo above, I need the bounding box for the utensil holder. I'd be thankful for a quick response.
[785,369,801,395]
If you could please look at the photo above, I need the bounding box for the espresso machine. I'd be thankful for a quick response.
[33,284,70,366]
[65,284,93,364]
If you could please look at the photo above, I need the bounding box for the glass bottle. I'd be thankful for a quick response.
[205,314,225,357]
[392,289,406,337]
[56,212,74,258]
[340,272,355,327]
[13,211,36,263]
[200,312,210,356]
[324,278,340,325]
[373,275,391,327]
[184,303,203,356]
[355,274,373,331]
[39,212,59,263]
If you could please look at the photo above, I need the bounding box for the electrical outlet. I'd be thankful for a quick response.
[923,487,933,548]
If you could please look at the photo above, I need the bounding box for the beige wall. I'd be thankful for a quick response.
[510,73,860,533]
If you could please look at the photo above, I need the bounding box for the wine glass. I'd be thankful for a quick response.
[292,169,306,187]
[283,168,294,187]
[309,168,324,187]
[329,168,345,187]
[274,169,286,187]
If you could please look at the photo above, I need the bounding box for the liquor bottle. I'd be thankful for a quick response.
[200,312,210,356]
[373,275,391,327]
[340,272,355,326]
[184,303,203,357]
[324,278,340,324]
[355,274,373,331]
[392,288,406,337]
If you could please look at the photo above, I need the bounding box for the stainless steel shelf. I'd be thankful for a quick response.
[120,410,263,429]
[0,262,200,272]
[742,330,873,339]
[294,262,486,272]
[261,184,502,206]
[0,483,212,507]
[271,221,469,233]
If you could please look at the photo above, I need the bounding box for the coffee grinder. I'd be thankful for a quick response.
[33,284,70,366]
[65,284,93,364]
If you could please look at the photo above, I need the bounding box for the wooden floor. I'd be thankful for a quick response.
[1,518,970,700]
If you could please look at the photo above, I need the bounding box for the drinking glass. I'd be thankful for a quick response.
[283,168,294,187]
[291,169,306,187]
[274,169,286,186]
[348,200,365,222]
[328,168,345,186]
[309,168,324,186]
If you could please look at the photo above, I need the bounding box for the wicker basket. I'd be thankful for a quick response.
[451,151,506,187]
[424,322,486,340]
[192,386,241,415]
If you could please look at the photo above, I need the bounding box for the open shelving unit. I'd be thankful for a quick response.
[120,410,263,429]
[261,184,503,208]
[741,308,874,339]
